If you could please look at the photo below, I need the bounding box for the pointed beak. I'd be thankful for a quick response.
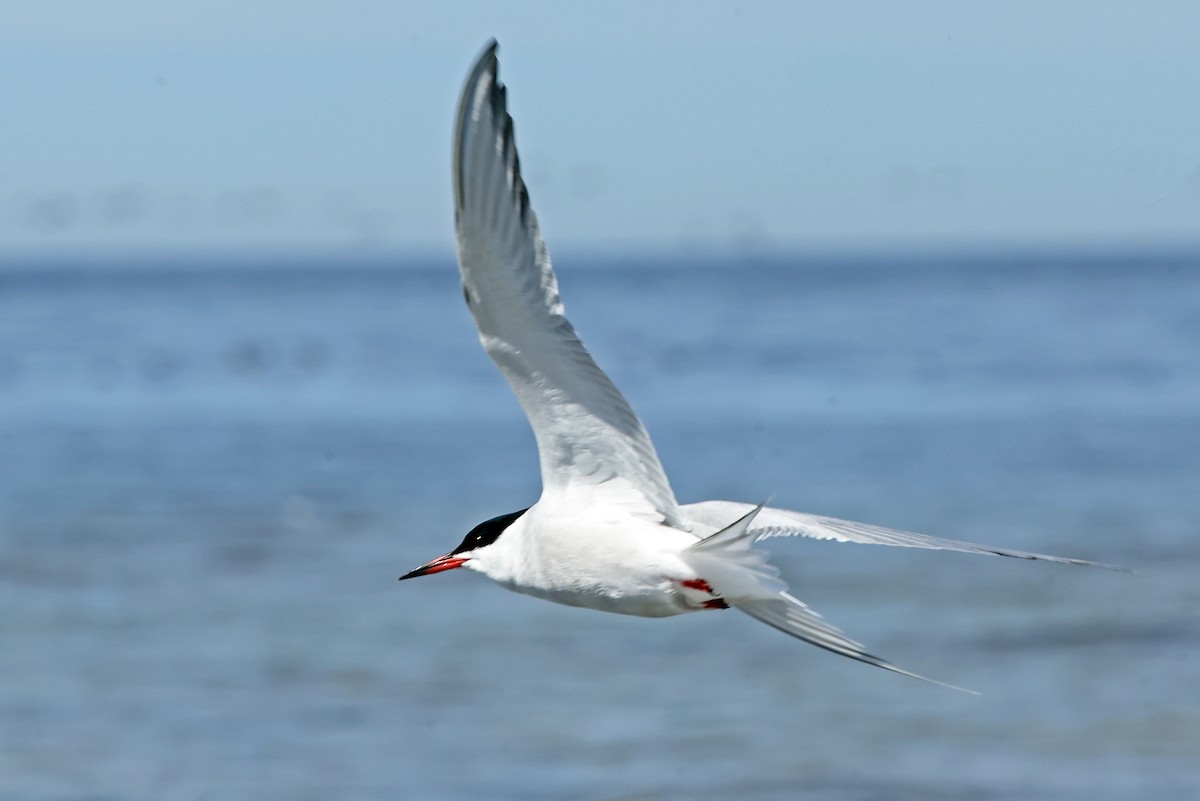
[398,554,469,580]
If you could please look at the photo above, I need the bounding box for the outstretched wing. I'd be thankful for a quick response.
[682,500,1126,570]
[453,41,681,525]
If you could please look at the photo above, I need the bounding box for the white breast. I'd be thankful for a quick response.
[466,502,704,618]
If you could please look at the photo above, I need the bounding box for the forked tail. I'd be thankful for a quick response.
[682,505,978,693]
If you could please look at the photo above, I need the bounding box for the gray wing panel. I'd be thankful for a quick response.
[682,500,1124,570]
[453,42,681,525]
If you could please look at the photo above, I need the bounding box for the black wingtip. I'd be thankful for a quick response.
[454,40,503,210]
[476,39,500,74]
[466,40,501,92]
[453,39,533,227]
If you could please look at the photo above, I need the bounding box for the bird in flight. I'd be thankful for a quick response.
[401,41,1120,690]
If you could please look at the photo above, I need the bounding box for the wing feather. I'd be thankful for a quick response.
[453,42,681,525]
[682,500,1126,570]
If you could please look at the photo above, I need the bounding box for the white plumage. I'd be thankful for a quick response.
[402,41,1121,691]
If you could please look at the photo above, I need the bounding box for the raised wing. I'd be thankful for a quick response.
[453,41,682,526]
[682,500,1127,570]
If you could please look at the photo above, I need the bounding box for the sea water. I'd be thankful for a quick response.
[1,251,1197,800]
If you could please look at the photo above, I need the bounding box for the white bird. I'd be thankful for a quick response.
[401,40,1121,690]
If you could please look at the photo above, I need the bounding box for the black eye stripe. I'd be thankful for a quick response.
[450,508,528,555]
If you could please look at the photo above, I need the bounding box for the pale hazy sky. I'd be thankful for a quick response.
[3,1,1199,257]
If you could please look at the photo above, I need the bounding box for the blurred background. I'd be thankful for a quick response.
[2,3,1198,800]
[5,1,1200,256]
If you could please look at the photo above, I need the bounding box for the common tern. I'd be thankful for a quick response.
[401,41,1120,690]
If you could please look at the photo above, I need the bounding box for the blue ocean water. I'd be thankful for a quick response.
[1,251,1197,800]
